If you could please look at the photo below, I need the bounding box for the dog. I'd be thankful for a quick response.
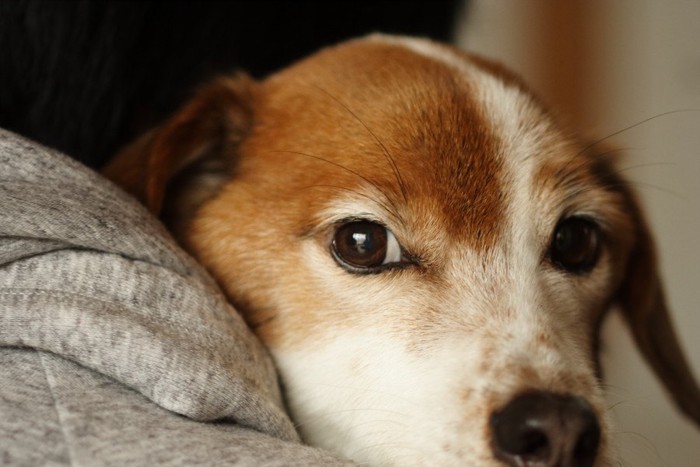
[104,35,700,466]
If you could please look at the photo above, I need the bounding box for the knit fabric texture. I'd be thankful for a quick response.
[0,129,350,466]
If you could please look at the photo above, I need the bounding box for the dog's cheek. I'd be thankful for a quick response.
[272,332,502,466]
[258,246,496,462]
[180,188,294,327]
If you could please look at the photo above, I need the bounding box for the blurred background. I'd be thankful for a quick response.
[457,1,700,465]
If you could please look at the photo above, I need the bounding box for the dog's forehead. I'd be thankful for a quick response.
[253,36,568,251]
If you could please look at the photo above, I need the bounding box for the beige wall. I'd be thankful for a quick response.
[456,1,700,465]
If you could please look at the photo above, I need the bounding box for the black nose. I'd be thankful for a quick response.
[490,391,601,467]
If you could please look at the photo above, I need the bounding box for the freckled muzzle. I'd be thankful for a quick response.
[490,390,601,467]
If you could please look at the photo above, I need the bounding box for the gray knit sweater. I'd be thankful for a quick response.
[0,130,350,466]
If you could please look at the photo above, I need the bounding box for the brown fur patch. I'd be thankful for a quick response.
[176,39,511,346]
[103,35,700,462]
[258,39,507,251]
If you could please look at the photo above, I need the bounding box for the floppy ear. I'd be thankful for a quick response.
[614,179,700,426]
[103,74,254,220]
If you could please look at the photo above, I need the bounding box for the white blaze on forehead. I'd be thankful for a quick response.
[368,36,544,208]
[367,34,544,128]
[370,34,548,298]
[367,36,598,387]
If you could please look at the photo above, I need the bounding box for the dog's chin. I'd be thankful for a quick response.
[271,330,612,467]
[273,335,495,466]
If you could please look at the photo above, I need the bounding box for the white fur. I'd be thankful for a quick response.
[268,37,614,465]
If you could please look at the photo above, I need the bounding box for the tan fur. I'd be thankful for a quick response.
[104,35,700,465]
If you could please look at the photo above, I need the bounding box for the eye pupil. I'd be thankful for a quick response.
[334,221,388,269]
[550,217,600,273]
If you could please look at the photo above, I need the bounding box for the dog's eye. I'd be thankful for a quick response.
[549,217,601,274]
[331,221,402,273]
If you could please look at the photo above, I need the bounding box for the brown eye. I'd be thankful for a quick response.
[549,217,601,274]
[331,220,402,273]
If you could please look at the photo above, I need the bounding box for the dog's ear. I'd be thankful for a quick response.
[103,74,254,217]
[612,175,700,426]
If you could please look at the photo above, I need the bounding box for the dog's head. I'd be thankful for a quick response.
[105,35,700,466]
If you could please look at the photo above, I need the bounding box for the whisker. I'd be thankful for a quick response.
[349,440,422,463]
[551,110,696,200]
[606,399,631,411]
[549,146,633,194]
[580,109,700,156]
[610,430,660,454]
[271,149,405,221]
[558,176,686,208]
[298,381,419,406]
[601,161,676,176]
[621,179,688,202]
[300,184,404,227]
[600,383,633,401]
[309,83,410,204]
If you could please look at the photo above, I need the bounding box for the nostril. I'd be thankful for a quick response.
[501,422,550,458]
[490,391,601,467]
[491,398,554,463]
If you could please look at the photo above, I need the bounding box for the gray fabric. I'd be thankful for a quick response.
[0,130,351,466]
